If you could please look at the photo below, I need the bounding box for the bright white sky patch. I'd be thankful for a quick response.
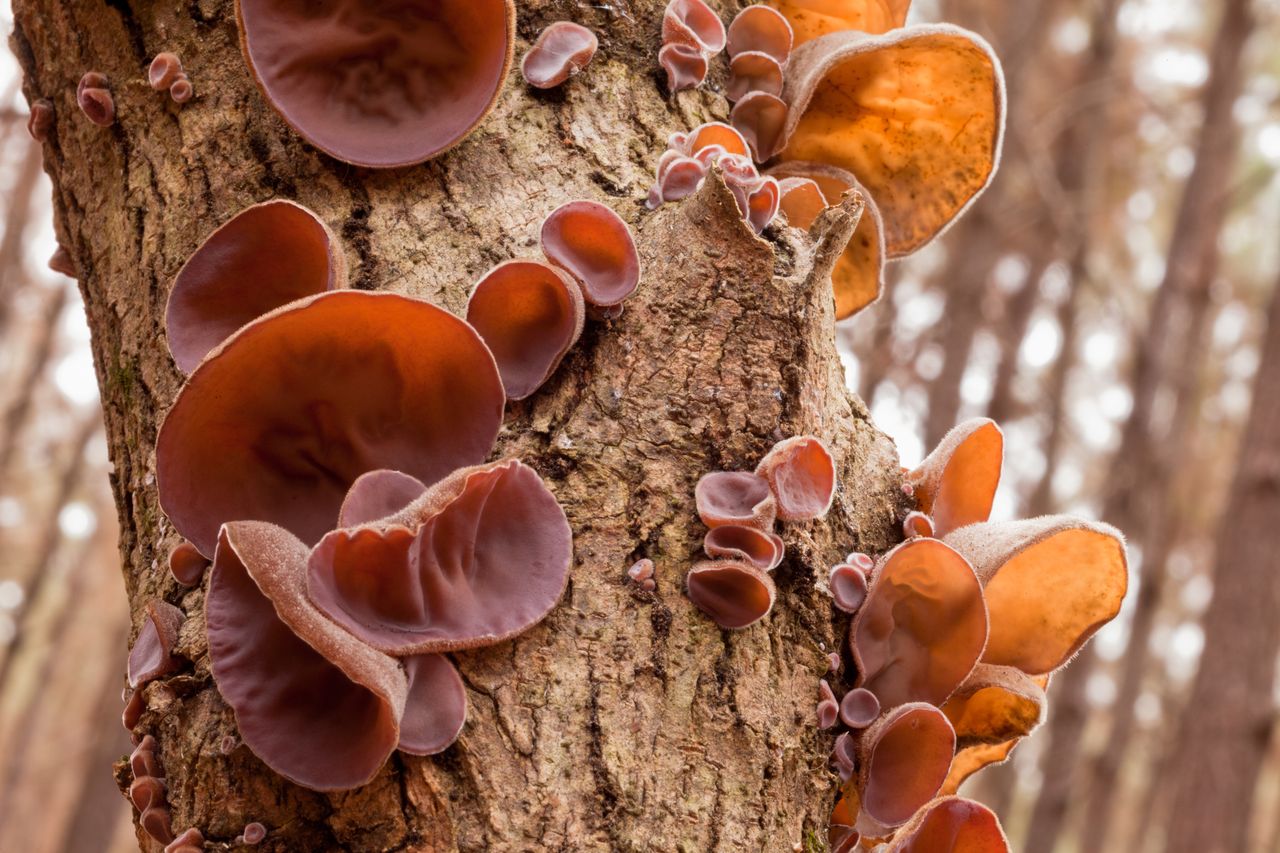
[58,501,96,540]
[1021,315,1062,368]
[55,349,100,406]
[1258,123,1280,163]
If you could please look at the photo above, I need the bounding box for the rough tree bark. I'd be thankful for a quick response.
[10,1,907,850]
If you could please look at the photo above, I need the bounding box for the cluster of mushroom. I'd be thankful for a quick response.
[76,71,113,127]
[660,0,726,90]
[126,731,206,849]
[687,436,836,628]
[646,122,780,234]
[818,418,1128,849]
[522,22,599,89]
[144,198,588,791]
[148,52,194,104]
[725,6,793,162]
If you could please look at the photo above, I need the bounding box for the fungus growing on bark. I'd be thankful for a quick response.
[129,776,166,812]
[48,246,76,278]
[165,828,206,853]
[27,99,52,142]
[686,560,776,629]
[743,174,782,234]
[168,541,210,587]
[686,122,752,158]
[235,0,515,167]
[157,291,504,557]
[398,653,468,755]
[885,796,1009,852]
[849,538,987,708]
[522,22,598,88]
[727,5,794,64]
[141,806,175,845]
[858,703,956,829]
[731,91,789,162]
[829,562,868,613]
[336,469,428,528]
[944,516,1128,675]
[659,43,710,91]
[149,53,183,90]
[755,435,836,521]
[307,459,573,656]
[628,558,657,592]
[941,740,1017,797]
[766,160,884,319]
[778,26,1006,256]
[908,418,1004,537]
[828,652,842,673]
[540,201,641,308]
[695,471,777,530]
[726,52,785,102]
[122,689,145,731]
[704,524,785,571]
[165,200,345,374]
[169,75,194,104]
[242,823,267,844]
[846,551,874,572]
[902,510,934,539]
[829,778,862,851]
[127,600,186,689]
[767,0,909,45]
[208,521,408,790]
[941,664,1046,747]
[839,686,880,728]
[466,260,585,400]
[663,0,727,55]
[130,735,162,778]
[832,731,856,781]
[77,72,114,127]
[817,678,839,729]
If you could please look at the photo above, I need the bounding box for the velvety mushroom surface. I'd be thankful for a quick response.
[755,435,836,520]
[941,664,1046,747]
[859,703,956,828]
[886,796,1009,852]
[236,0,514,167]
[908,418,1004,537]
[522,21,598,88]
[767,0,909,45]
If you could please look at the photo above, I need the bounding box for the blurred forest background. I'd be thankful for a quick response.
[0,0,1277,851]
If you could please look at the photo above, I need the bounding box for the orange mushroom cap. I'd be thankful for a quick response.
[775,176,826,230]
[685,122,753,159]
[886,796,1010,853]
[778,26,1005,256]
[755,435,836,521]
[858,703,956,829]
[165,200,345,374]
[940,664,1046,748]
[849,538,988,708]
[944,516,1129,675]
[703,524,785,571]
[157,291,504,557]
[731,90,789,162]
[540,201,641,308]
[941,740,1018,797]
[727,6,794,64]
[467,260,585,400]
[726,51,786,102]
[662,0,727,54]
[235,0,515,167]
[686,560,777,629]
[522,22,598,89]
[766,0,910,46]
[908,418,1004,537]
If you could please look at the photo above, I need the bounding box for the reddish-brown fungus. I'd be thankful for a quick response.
[846,551,874,573]
[398,654,468,755]
[165,828,205,853]
[886,796,1010,852]
[731,90,788,162]
[129,776,166,812]
[829,563,868,613]
[850,538,987,708]
[695,470,777,530]
[130,736,162,778]
[27,99,53,142]
[827,651,841,673]
[169,75,194,104]
[466,260,586,400]
[307,459,573,656]
[662,0,726,55]
[78,84,114,127]
[839,686,879,728]
[127,600,186,689]
[817,678,839,729]
[704,524,785,571]
[242,823,267,844]
[122,689,145,730]
[168,541,210,588]
[157,291,504,556]
[859,703,956,829]
[726,51,785,102]
[831,731,856,781]
[628,559,655,583]
[540,201,641,308]
[686,122,752,159]
[165,200,345,374]
[337,469,428,529]
[141,805,175,845]
[522,22,598,88]
[149,53,183,90]
[48,246,76,278]
[776,176,826,229]
[744,175,781,233]
[659,42,709,91]
[908,418,1004,537]
[686,560,776,629]
[727,5,794,64]
[236,0,515,167]
[755,435,836,521]
[941,664,1047,747]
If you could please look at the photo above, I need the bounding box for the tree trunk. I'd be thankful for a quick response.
[10,2,907,850]
[1164,266,1280,853]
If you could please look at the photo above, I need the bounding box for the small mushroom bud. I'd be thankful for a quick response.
[903,510,935,538]
[149,53,184,90]
[129,775,167,812]
[816,678,838,729]
[127,600,186,689]
[242,822,267,844]
[755,436,836,521]
[703,525,785,571]
[77,71,107,100]
[726,51,785,102]
[522,22,598,89]
[651,155,707,205]
[122,688,145,730]
[169,541,210,587]
[695,471,777,530]
[27,98,53,142]
[845,552,874,573]
[839,687,880,728]
[685,560,775,629]
[659,42,709,92]
[831,731,856,781]
[141,804,175,844]
[78,84,115,127]
[48,246,76,278]
[130,736,163,778]
[662,0,726,55]
[827,652,841,673]
[540,201,641,308]
[628,559,655,583]
[744,175,781,234]
[731,90,788,162]
[727,5,794,64]
[164,827,205,853]
[829,563,868,613]
[169,74,194,104]
[219,734,239,755]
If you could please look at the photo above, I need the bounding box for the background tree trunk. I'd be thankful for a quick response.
[9,1,906,850]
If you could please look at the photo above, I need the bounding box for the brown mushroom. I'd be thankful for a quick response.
[129,776,167,812]
[766,0,909,46]
[908,418,1004,537]
[727,6,794,64]
[466,260,586,400]
[731,90,789,162]
[944,516,1128,675]
[48,246,76,278]
[168,541,210,588]
[165,200,346,373]
[755,435,836,521]
[686,560,776,629]
[164,828,205,853]
[857,703,956,829]
[149,53,183,90]
[540,201,641,308]
[141,806,175,845]
[662,0,727,55]
[839,686,879,728]
[828,562,868,612]
[27,99,53,142]
[127,600,186,689]
[726,51,785,102]
[169,75,194,104]
[885,796,1010,852]
[242,823,267,845]
[817,678,839,729]
[703,524,785,571]
[77,74,114,127]
[522,22,598,89]
[940,664,1047,748]
[849,538,987,708]
[940,740,1018,797]
[235,0,515,167]
[336,469,428,528]
[695,470,777,530]
[659,42,710,91]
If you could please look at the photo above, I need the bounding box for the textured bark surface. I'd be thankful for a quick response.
[10,1,905,850]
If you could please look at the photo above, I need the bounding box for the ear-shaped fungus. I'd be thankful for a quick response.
[149,53,183,90]
[540,201,641,308]
[398,653,468,755]
[466,260,585,400]
[944,517,1128,675]
[695,471,777,530]
[157,291,504,557]
[704,524,785,571]
[209,521,407,790]
[307,459,573,655]
[767,0,910,45]
[768,161,884,319]
[941,664,1046,748]
[235,0,514,167]
[727,51,785,102]
[755,436,836,521]
[775,176,826,229]
[165,200,345,373]
[169,541,210,587]
[659,43,709,91]
[165,828,205,853]
[908,418,1003,537]
[727,6,794,64]
[743,175,782,234]
[686,560,776,629]
[817,678,839,729]
[849,538,987,708]
[731,91,789,162]
[829,563,868,613]
[886,796,1010,853]
[127,601,186,688]
[663,0,727,55]
[523,22,598,89]
[839,686,879,728]
[77,72,114,127]
[941,740,1018,797]
[686,122,752,158]
[779,27,1005,256]
[27,99,53,142]
[337,469,428,528]
[857,703,956,829]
